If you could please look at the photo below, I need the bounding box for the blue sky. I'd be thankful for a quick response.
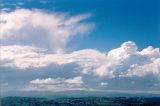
[0,0,160,96]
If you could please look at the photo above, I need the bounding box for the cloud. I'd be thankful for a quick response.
[100,82,108,86]
[0,45,103,69]
[65,76,83,84]
[1,41,160,78]
[0,11,159,93]
[1,7,159,94]
[0,9,94,53]
[1,45,47,69]
[1,41,160,92]
[30,76,83,85]
[127,58,160,77]
[24,76,84,91]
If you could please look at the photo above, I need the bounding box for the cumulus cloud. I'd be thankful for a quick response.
[1,41,160,78]
[0,9,94,53]
[25,76,84,91]
[127,58,160,77]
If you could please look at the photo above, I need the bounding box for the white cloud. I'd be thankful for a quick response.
[65,76,83,85]
[107,41,138,58]
[1,41,160,78]
[0,9,94,53]
[1,45,47,69]
[100,82,108,86]
[30,78,62,85]
[127,58,160,77]
[30,76,83,85]
[25,76,84,91]
[0,45,103,69]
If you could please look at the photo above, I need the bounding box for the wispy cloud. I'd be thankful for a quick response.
[0,9,94,53]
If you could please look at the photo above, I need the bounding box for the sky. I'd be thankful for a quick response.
[0,0,160,96]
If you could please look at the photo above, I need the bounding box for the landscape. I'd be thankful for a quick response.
[0,0,160,105]
[1,97,160,106]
